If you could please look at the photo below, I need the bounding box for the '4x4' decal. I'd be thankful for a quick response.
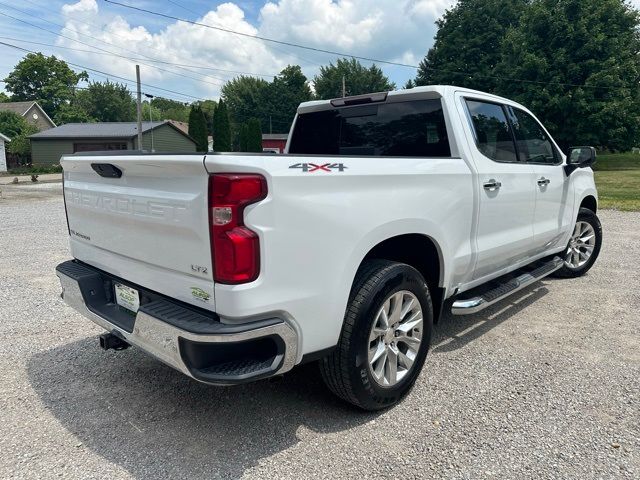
[289,163,348,173]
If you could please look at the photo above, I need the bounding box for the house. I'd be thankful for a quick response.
[262,133,288,153]
[0,132,9,172]
[29,121,197,165]
[0,101,55,131]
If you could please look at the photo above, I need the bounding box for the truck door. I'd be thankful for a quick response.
[461,97,538,280]
[506,106,574,253]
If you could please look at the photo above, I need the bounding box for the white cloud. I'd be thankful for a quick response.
[55,0,453,99]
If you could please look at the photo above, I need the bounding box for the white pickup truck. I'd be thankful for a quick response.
[56,86,602,410]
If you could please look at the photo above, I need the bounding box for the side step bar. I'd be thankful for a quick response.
[452,256,564,315]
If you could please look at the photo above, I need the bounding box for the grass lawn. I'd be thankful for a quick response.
[594,153,640,211]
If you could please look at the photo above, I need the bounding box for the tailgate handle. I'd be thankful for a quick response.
[91,163,122,178]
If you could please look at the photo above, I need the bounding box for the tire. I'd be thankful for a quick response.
[320,260,433,411]
[553,207,602,278]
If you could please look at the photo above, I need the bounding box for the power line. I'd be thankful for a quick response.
[0,8,228,88]
[18,0,278,78]
[0,40,205,100]
[104,0,420,69]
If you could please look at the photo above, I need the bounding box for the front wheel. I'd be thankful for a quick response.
[319,260,433,411]
[553,207,602,278]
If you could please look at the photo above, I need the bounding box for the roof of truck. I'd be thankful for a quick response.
[297,85,516,114]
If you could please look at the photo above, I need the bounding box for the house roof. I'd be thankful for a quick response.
[0,101,36,116]
[0,132,10,142]
[262,133,288,141]
[0,101,56,127]
[29,121,177,139]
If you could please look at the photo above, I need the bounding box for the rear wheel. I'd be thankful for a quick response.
[320,260,433,410]
[553,207,602,278]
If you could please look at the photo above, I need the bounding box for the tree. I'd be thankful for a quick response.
[149,97,190,122]
[496,0,640,151]
[0,111,37,157]
[221,76,270,125]
[54,103,94,125]
[3,53,87,118]
[403,79,416,90]
[313,58,395,100]
[246,117,262,152]
[0,92,9,102]
[260,65,313,133]
[238,123,249,151]
[414,0,527,92]
[75,81,136,122]
[188,105,208,152]
[197,100,217,135]
[213,99,231,151]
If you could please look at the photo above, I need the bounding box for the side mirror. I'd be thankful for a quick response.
[565,146,596,175]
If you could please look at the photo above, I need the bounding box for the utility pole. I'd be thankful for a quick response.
[342,75,346,98]
[144,93,155,152]
[269,115,272,134]
[135,65,143,150]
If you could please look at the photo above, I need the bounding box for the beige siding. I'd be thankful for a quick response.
[24,105,55,131]
[134,124,197,152]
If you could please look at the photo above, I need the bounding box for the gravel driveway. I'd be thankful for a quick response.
[0,184,638,479]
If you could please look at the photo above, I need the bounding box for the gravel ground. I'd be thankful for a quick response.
[0,184,638,479]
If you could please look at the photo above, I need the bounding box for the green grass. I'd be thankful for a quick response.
[594,153,640,171]
[594,153,640,211]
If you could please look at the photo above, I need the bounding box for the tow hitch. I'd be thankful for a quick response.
[99,332,130,351]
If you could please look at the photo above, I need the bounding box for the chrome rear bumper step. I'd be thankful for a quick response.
[452,256,563,315]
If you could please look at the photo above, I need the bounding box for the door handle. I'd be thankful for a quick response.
[483,179,502,191]
[537,177,551,186]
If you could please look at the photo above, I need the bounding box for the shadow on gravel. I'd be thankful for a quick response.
[431,283,550,353]
[27,339,375,479]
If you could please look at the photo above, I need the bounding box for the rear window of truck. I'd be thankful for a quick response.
[288,99,451,157]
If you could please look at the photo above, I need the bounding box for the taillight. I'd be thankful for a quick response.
[208,174,267,284]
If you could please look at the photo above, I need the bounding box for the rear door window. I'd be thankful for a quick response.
[288,99,451,157]
[465,99,517,163]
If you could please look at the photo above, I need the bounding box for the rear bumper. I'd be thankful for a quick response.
[55,260,298,385]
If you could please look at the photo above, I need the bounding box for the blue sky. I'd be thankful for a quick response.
[0,0,457,103]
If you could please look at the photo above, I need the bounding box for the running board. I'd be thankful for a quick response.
[451,256,564,315]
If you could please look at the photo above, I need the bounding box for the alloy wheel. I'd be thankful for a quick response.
[565,220,596,269]
[367,291,423,387]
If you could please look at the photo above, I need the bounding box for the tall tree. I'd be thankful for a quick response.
[213,99,232,151]
[221,76,269,124]
[0,92,9,102]
[197,100,217,135]
[238,123,249,152]
[54,103,94,125]
[3,53,87,118]
[150,97,190,122]
[0,111,37,157]
[313,58,395,100]
[246,117,262,152]
[188,105,208,152]
[414,0,528,92]
[261,65,313,133]
[75,81,136,122]
[496,0,640,151]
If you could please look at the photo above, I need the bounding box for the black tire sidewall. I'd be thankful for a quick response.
[562,208,602,276]
[347,264,433,410]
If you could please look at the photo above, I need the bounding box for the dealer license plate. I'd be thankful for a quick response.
[114,283,140,313]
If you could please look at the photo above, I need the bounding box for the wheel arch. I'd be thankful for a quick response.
[357,233,446,323]
[580,195,598,213]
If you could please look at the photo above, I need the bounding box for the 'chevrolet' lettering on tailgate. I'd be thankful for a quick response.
[65,190,188,223]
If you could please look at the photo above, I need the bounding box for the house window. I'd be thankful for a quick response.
[73,143,128,153]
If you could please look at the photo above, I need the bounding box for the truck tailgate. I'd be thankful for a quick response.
[61,154,215,310]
